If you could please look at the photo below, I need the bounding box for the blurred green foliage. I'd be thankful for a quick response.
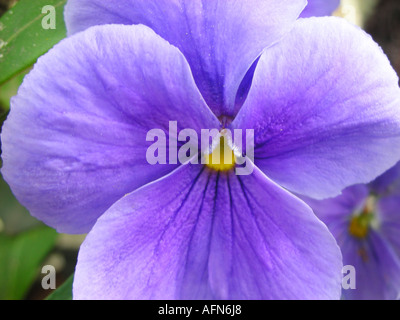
[0,68,29,111]
[0,0,67,85]
[46,273,73,300]
[0,226,58,299]
[0,171,42,235]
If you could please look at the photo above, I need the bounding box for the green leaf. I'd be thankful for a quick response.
[0,169,42,235]
[46,273,74,300]
[0,67,30,113]
[0,226,58,300]
[0,0,67,85]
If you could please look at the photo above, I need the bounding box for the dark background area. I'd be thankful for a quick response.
[365,0,400,81]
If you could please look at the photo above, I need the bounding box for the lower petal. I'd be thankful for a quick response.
[339,232,400,300]
[74,164,342,300]
[377,194,400,258]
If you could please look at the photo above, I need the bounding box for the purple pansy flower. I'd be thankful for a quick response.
[300,0,340,18]
[304,163,400,300]
[2,0,400,300]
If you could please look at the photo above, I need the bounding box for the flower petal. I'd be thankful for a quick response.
[1,24,219,234]
[370,161,400,195]
[377,194,400,258]
[64,0,307,116]
[305,184,400,300]
[74,164,342,300]
[302,184,369,237]
[207,167,343,300]
[233,17,400,199]
[339,231,400,300]
[300,0,340,18]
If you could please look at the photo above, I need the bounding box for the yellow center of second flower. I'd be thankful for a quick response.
[349,216,370,239]
[349,196,376,239]
[205,135,236,172]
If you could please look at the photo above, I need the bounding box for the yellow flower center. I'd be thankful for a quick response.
[205,135,236,172]
[348,196,376,239]
[349,216,370,239]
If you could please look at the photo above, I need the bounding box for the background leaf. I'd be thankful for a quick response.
[0,68,30,112]
[0,226,58,300]
[45,273,73,300]
[0,0,67,85]
[0,164,42,235]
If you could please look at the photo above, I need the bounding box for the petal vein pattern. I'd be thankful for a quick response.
[74,164,342,300]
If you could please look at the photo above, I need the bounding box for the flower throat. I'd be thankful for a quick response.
[205,135,236,172]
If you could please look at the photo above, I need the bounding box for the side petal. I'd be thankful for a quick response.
[64,0,307,116]
[377,194,400,258]
[233,17,400,199]
[300,0,340,18]
[73,164,342,300]
[1,24,219,234]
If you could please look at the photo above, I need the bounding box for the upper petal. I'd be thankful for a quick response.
[64,0,307,117]
[300,0,340,18]
[233,17,400,200]
[1,24,219,234]
[74,164,342,300]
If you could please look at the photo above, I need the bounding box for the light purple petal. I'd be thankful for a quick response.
[208,167,343,300]
[300,0,340,18]
[1,24,219,234]
[339,232,400,300]
[74,164,342,300]
[233,17,400,200]
[64,0,307,117]
[376,194,400,258]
